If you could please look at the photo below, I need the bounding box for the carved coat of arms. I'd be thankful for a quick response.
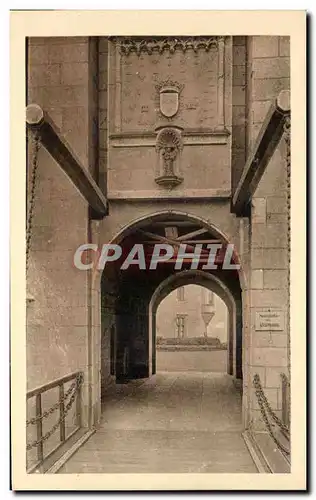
[159,87,179,118]
[156,80,184,119]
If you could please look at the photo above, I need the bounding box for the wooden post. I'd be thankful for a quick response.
[76,377,82,428]
[35,394,44,465]
[59,384,66,442]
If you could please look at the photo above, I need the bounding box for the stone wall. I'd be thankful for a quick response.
[102,36,233,199]
[248,139,289,430]
[231,36,247,192]
[247,36,290,149]
[245,36,290,429]
[156,285,228,342]
[26,37,101,425]
[25,35,291,432]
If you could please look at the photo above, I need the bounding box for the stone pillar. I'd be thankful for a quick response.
[98,37,108,194]
[217,36,225,130]
[114,40,122,133]
[231,36,247,192]
[248,146,289,430]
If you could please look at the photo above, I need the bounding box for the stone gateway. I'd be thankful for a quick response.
[25,34,292,475]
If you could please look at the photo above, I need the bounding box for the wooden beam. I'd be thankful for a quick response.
[177,227,208,242]
[137,229,212,258]
[164,226,178,239]
[138,229,183,247]
[142,240,221,245]
[152,221,197,227]
[174,239,221,244]
[232,90,290,215]
[26,104,108,219]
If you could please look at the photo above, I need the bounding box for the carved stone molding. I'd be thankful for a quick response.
[118,37,219,56]
[109,129,229,148]
[155,127,183,189]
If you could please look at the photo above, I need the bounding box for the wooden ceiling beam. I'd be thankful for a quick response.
[232,90,290,215]
[177,227,209,241]
[137,229,211,258]
[26,104,108,219]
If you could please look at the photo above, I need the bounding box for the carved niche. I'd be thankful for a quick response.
[155,127,183,189]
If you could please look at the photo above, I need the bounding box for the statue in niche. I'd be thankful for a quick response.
[155,127,183,189]
[162,146,177,176]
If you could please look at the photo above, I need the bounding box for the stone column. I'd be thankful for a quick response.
[216,36,225,130]
[114,40,122,133]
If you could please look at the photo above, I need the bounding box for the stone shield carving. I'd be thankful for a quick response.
[160,89,179,118]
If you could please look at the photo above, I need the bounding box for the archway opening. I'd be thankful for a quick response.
[100,210,243,398]
[155,284,229,374]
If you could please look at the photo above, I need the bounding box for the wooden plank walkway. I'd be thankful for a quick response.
[59,372,258,474]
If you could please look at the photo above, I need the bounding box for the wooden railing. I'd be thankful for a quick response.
[26,371,83,473]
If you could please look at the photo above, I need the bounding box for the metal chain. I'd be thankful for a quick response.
[253,374,290,456]
[253,374,290,435]
[26,379,78,427]
[284,115,291,425]
[26,374,82,450]
[26,131,41,275]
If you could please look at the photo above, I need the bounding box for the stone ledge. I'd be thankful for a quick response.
[109,129,230,148]
[107,188,231,201]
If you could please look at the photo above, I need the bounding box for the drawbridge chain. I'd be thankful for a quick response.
[284,115,291,426]
[26,131,41,275]
[253,374,290,457]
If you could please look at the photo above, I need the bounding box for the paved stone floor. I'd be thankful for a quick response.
[156,349,227,372]
[59,372,257,473]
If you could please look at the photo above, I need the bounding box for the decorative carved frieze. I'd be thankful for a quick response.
[118,37,219,56]
[155,127,183,189]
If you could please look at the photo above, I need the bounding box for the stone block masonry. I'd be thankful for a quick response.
[25,36,291,437]
[27,37,101,426]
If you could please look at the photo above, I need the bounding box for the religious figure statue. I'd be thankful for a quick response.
[161,146,177,176]
[155,127,183,189]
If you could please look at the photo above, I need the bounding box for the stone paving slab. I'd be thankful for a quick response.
[59,372,257,474]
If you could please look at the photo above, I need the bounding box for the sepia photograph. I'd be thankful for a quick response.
[10,9,306,491]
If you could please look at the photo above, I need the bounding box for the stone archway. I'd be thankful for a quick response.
[100,210,244,394]
[149,270,237,379]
